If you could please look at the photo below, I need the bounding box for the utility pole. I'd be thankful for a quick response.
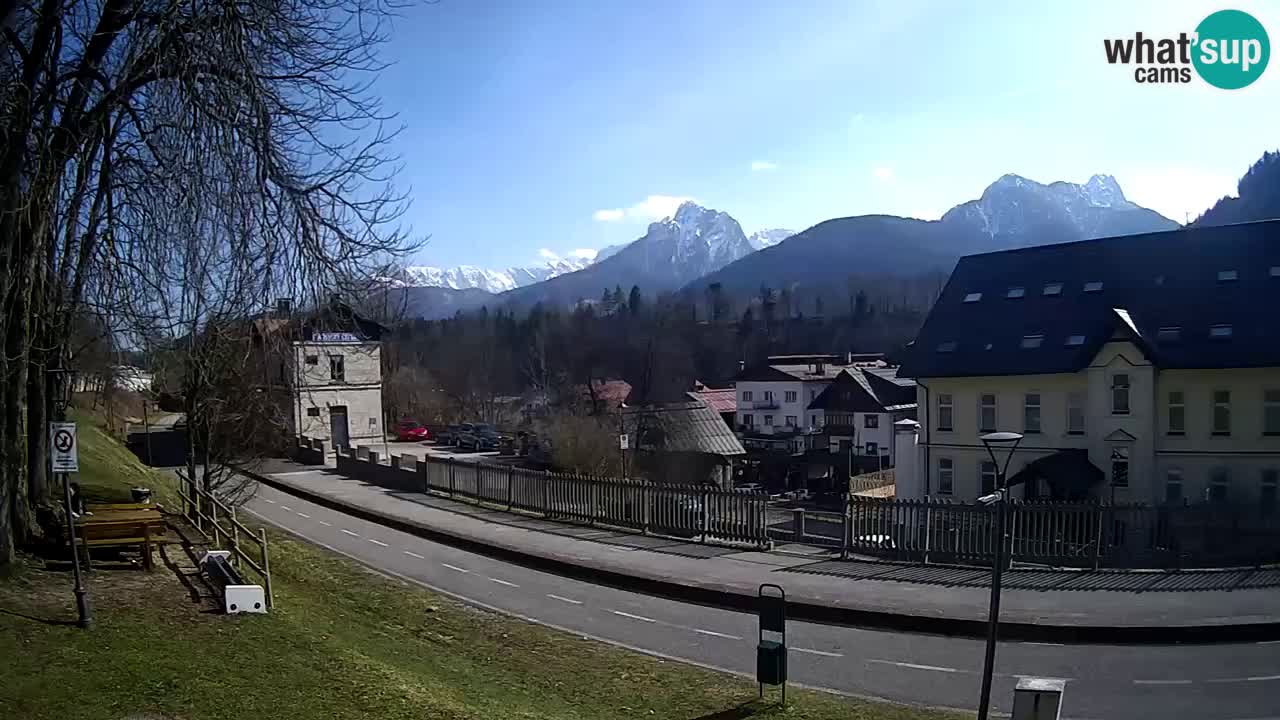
[50,365,92,629]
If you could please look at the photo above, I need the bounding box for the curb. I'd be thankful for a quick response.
[242,466,1280,645]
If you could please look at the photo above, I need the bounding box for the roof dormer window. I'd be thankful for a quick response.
[1218,269,1238,282]
[936,341,958,353]
[1006,286,1025,299]
[1020,335,1044,349]
[1157,326,1181,342]
[1042,282,1063,296]
[1270,266,1280,278]
[963,292,982,303]
[1209,324,1233,339]
[1065,334,1086,346]
[1083,281,1103,293]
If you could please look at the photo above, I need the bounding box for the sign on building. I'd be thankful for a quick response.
[313,332,359,343]
[50,422,79,473]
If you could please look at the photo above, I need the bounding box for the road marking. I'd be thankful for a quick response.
[262,498,276,504]
[341,529,359,537]
[792,647,843,658]
[318,520,331,527]
[1134,679,1193,685]
[693,628,743,640]
[547,594,583,605]
[612,610,657,623]
[270,470,318,477]
[868,659,957,673]
[1021,642,1063,647]
[1247,675,1280,682]
[441,563,469,573]
[403,550,425,559]
[488,577,519,587]
[1206,675,1280,683]
[1258,640,1280,645]
[295,512,311,519]
[280,506,293,512]
[367,538,389,547]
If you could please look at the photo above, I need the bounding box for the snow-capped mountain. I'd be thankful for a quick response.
[747,228,796,249]
[392,256,593,293]
[941,173,1177,251]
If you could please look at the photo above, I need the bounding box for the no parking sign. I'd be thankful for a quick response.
[50,422,78,473]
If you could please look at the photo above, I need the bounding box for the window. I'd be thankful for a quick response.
[937,393,954,431]
[785,415,797,427]
[1165,468,1184,504]
[306,407,321,417]
[1262,469,1278,513]
[1067,391,1085,435]
[1110,447,1129,487]
[1265,390,1280,435]
[784,390,797,403]
[1167,391,1185,435]
[979,393,997,432]
[865,442,879,455]
[963,292,982,303]
[1006,286,1026,298]
[1065,334,1086,346]
[742,414,754,427]
[1217,269,1238,282]
[305,354,319,365]
[1020,334,1043,349]
[763,390,774,402]
[809,388,818,401]
[1213,390,1231,435]
[741,390,753,402]
[1042,282,1063,296]
[864,414,879,428]
[328,354,345,381]
[810,414,819,427]
[1023,393,1041,434]
[937,458,954,495]
[1209,468,1230,502]
[764,415,774,426]
[1209,324,1233,338]
[980,461,998,495]
[1083,281,1103,292]
[1157,327,1181,342]
[1272,266,1280,278]
[369,417,378,427]
[1111,374,1130,414]
[936,341,957,353]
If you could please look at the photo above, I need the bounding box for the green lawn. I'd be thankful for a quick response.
[69,407,179,507]
[0,413,961,720]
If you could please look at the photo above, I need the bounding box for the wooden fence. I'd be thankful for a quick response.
[177,470,274,606]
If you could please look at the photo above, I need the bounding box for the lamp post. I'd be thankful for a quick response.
[975,430,1022,720]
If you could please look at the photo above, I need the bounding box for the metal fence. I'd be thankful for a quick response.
[841,496,1280,569]
[340,450,770,548]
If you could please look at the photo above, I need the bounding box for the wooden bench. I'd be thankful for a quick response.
[74,509,167,570]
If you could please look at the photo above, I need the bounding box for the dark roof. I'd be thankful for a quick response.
[622,402,746,456]
[807,368,917,412]
[898,220,1280,378]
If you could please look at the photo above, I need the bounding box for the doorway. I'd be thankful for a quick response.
[329,405,349,451]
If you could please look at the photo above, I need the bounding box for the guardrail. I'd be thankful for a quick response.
[177,470,274,607]
[331,443,770,548]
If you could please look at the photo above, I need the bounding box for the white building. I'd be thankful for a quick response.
[895,221,1280,506]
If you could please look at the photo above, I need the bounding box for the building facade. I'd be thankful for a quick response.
[896,221,1280,506]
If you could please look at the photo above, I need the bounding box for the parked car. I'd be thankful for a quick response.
[457,423,500,451]
[394,420,431,442]
[437,423,467,446]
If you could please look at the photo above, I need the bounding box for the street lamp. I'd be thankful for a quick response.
[975,430,1022,720]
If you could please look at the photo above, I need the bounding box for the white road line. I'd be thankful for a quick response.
[341,529,359,537]
[612,610,657,623]
[868,659,957,673]
[1258,640,1280,645]
[295,512,311,519]
[1021,641,1063,647]
[270,470,319,477]
[693,628,743,640]
[318,520,332,527]
[367,538,389,547]
[1205,676,1280,683]
[488,577,519,588]
[1248,675,1280,682]
[441,563,469,573]
[547,594,583,605]
[793,647,843,658]
[262,498,276,504]
[403,550,425,559]
[1134,679,1193,685]
[280,506,293,512]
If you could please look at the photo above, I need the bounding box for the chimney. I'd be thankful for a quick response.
[739,360,746,372]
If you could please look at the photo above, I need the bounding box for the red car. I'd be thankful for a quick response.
[395,420,431,442]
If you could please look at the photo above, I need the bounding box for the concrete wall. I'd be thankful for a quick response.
[291,341,384,452]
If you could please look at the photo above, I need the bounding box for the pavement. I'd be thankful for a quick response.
[241,474,1280,720]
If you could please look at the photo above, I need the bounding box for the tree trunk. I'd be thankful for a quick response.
[26,280,50,524]
[4,277,33,550]
[0,351,13,566]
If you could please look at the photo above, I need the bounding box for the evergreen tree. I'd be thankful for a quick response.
[628,285,642,316]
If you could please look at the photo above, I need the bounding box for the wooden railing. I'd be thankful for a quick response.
[177,470,274,607]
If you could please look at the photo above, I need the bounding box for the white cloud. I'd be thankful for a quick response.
[538,248,559,260]
[751,161,778,172]
[593,194,697,223]
[872,166,894,181]
[1122,168,1238,223]
[568,248,597,260]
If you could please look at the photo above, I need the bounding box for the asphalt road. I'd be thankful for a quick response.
[244,481,1280,720]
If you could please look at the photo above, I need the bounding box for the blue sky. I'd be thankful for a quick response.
[378,0,1279,268]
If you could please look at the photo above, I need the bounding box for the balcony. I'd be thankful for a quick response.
[751,400,779,409]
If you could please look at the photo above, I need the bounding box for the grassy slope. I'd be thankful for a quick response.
[0,414,959,720]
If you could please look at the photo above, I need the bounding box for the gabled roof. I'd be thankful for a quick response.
[621,402,746,456]
[898,220,1280,379]
[807,368,917,412]
[687,387,736,415]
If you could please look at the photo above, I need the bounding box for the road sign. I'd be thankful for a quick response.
[50,422,78,473]
[619,433,630,450]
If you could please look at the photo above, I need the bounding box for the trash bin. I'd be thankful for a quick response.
[131,487,153,504]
